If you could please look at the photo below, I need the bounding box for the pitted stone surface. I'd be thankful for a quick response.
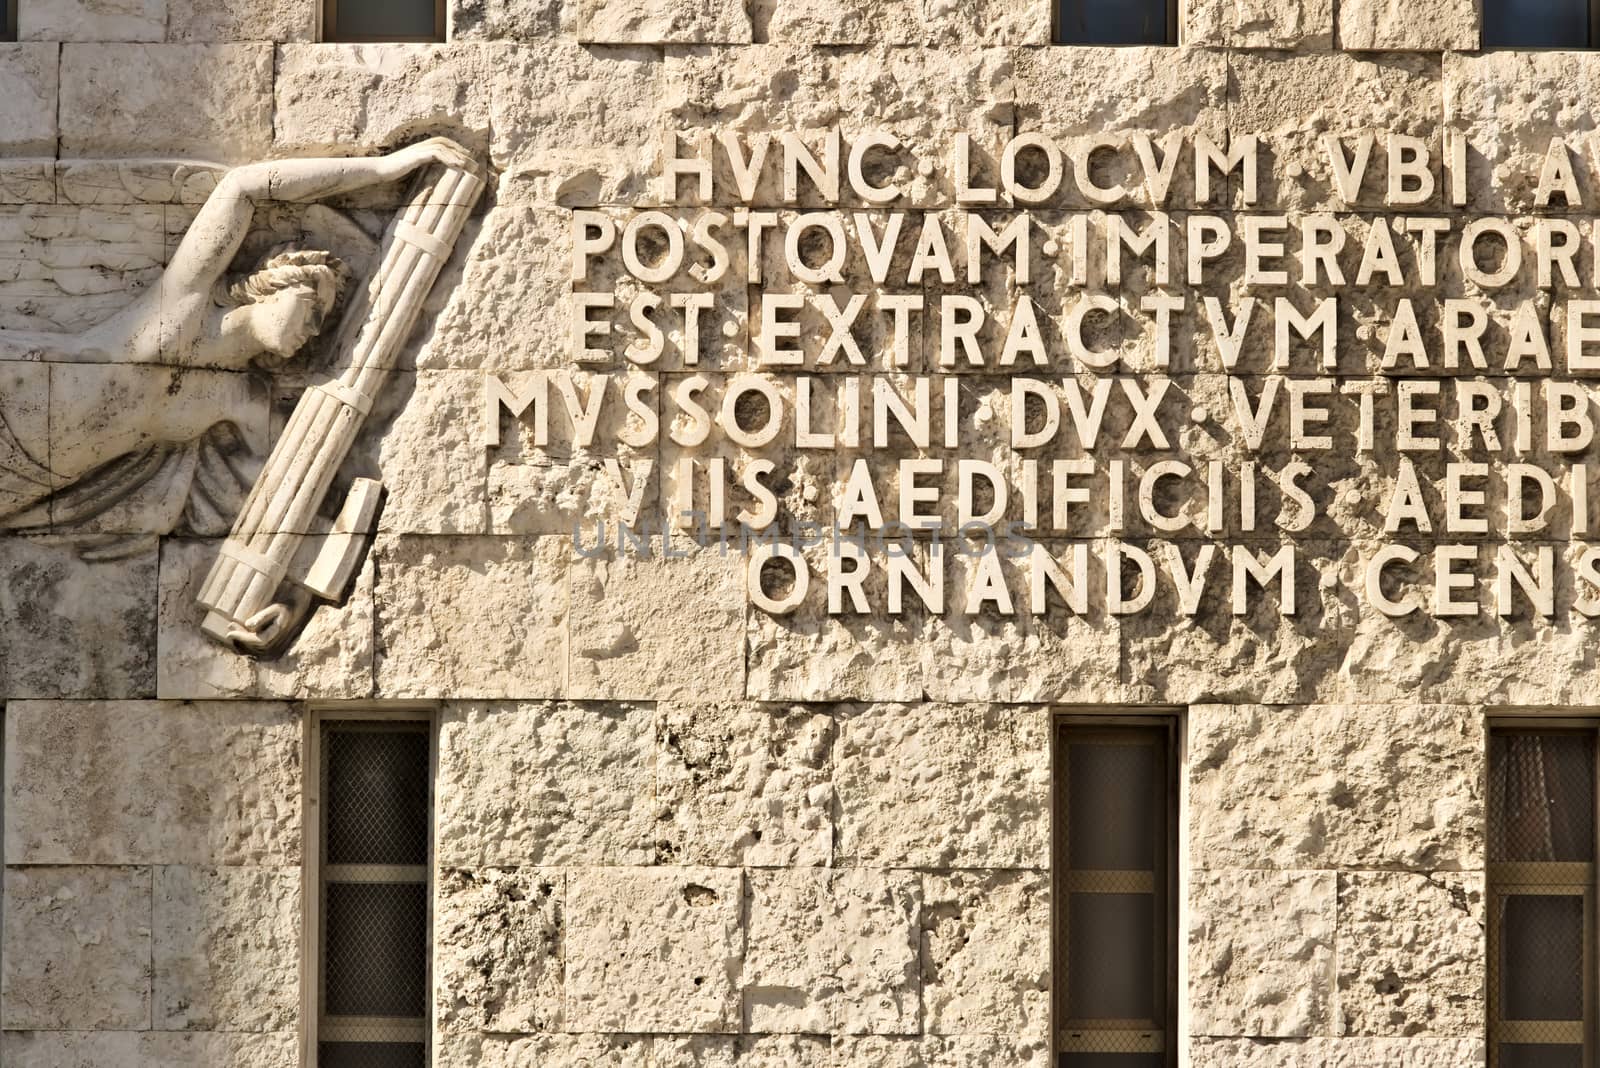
[0,535,156,699]
[655,701,834,866]
[0,45,60,156]
[1339,0,1476,51]
[1190,869,1336,1038]
[1,866,153,1030]
[274,44,492,155]
[436,701,656,866]
[58,44,273,160]
[435,867,564,1033]
[835,703,1049,867]
[578,0,753,44]
[743,868,920,1034]
[1189,704,1483,870]
[919,869,1049,1039]
[564,866,743,1033]
[1335,872,1484,1038]
[568,536,746,701]
[0,1030,299,1068]
[374,535,568,699]
[18,0,166,41]
[4,700,301,866]
[1186,0,1333,49]
[152,865,300,1032]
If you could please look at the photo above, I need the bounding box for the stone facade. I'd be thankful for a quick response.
[0,1,1589,1066]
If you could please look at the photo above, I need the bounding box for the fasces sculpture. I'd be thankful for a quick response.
[0,136,484,652]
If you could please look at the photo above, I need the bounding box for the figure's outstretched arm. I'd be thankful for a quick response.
[163,137,479,299]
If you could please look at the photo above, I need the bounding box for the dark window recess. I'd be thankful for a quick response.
[1482,0,1599,47]
[1055,0,1174,45]
[2,0,16,41]
[319,722,432,1065]
[324,0,444,42]
[1488,729,1598,1068]
[1054,722,1176,1068]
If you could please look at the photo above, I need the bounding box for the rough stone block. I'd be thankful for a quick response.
[1015,47,1228,211]
[1185,0,1333,48]
[373,534,568,699]
[922,540,1123,703]
[757,0,976,45]
[152,865,300,1031]
[435,701,655,866]
[416,204,571,370]
[1336,872,1484,1038]
[434,1032,650,1067]
[156,537,376,701]
[655,1035,833,1066]
[435,867,563,1033]
[578,0,752,44]
[920,869,1050,1039]
[831,1035,1050,1067]
[166,0,316,41]
[451,0,568,39]
[1190,869,1336,1038]
[745,538,928,703]
[4,700,301,866]
[0,44,60,156]
[660,46,842,208]
[1229,52,1442,212]
[58,44,273,161]
[743,868,920,1034]
[1445,51,1600,213]
[0,1030,299,1068]
[367,371,489,534]
[274,44,491,156]
[1189,704,1483,870]
[835,703,1049,867]
[1326,1039,1486,1067]
[655,702,834,866]
[490,42,663,206]
[1340,0,1477,51]
[568,535,746,701]
[1,866,153,1030]
[564,866,742,1033]
[0,535,157,699]
[19,0,165,41]
[1191,1039,1329,1067]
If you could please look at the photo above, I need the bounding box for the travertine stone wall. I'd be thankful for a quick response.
[0,0,1577,1065]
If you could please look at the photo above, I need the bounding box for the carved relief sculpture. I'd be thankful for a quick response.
[0,137,483,654]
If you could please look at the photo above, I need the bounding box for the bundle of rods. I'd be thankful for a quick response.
[199,161,486,651]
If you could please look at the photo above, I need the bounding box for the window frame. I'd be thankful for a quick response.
[1051,0,1178,47]
[1480,0,1600,49]
[1051,711,1182,1068]
[321,0,446,43]
[301,703,439,1068]
[1486,717,1600,1068]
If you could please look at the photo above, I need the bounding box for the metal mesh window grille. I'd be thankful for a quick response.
[1482,0,1600,48]
[318,721,432,1067]
[1054,0,1175,45]
[323,0,444,42]
[1053,722,1176,1068]
[1488,728,1598,1068]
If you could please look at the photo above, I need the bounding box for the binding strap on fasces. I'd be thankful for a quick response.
[219,537,286,583]
[314,378,374,416]
[393,220,453,262]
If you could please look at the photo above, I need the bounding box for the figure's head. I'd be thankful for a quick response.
[229,249,350,358]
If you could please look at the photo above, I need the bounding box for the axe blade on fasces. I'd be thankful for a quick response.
[197,159,485,656]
